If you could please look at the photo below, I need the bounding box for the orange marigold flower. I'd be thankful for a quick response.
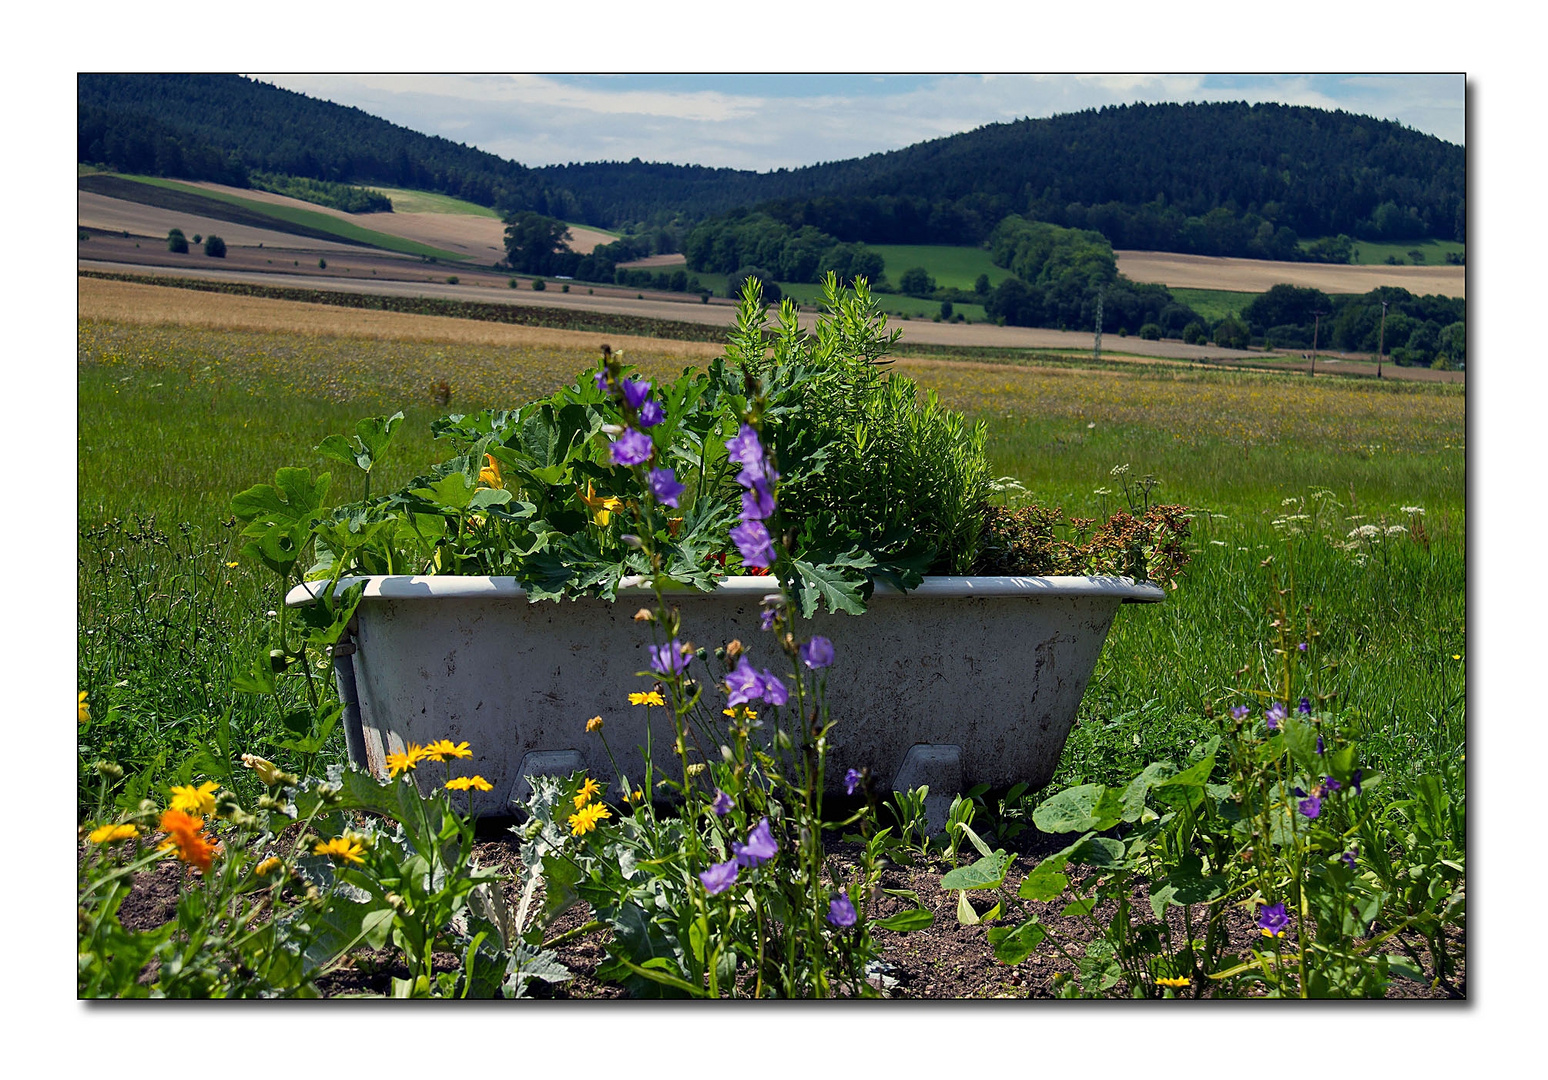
[445,775,493,792]
[422,739,473,762]
[158,809,220,874]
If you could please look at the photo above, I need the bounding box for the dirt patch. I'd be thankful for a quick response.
[1116,250,1465,298]
[85,825,1462,999]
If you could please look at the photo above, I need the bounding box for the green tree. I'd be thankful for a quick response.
[899,266,935,297]
[204,235,226,257]
[167,228,187,254]
[974,273,991,297]
[728,266,781,304]
[504,211,574,275]
[1213,314,1249,349]
[1437,321,1465,368]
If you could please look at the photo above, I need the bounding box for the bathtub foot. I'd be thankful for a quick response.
[509,749,586,813]
[891,744,963,834]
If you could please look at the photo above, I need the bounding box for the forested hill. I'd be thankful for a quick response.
[76,74,580,218]
[79,77,1463,254]
[539,102,1465,248]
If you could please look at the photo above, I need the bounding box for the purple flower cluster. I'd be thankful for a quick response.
[725,658,788,707]
[699,817,781,895]
[1265,702,1287,730]
[1230,705,1251,721]
[725,425,780,570]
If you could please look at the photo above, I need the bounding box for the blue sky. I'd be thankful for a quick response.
[255,74,1464,173]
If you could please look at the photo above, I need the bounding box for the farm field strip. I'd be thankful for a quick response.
[78,173,468,261]
[1116,249,1465,297]
[81,266,1362,364]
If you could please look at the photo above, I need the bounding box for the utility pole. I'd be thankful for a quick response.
[1376,299,1389,379]
[1093,288,1103,364]
[1309,309,1326,377]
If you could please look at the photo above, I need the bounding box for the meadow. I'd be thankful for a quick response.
[1302,236,1466,267]
[76,310,1465,814]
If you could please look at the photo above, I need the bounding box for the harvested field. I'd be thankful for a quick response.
[615,253,689,269]
[1116,250,1465,298]
[76,276,723,360]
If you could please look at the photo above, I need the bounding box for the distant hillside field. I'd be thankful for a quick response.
[867,245,1015,292]
[79,173,467,261]
[1114,250,1465,298]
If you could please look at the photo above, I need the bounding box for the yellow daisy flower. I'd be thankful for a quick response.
[254,856,283,878]
[78,691,91,724]
[386,743,429,778]
[314,836,367,865]
[422,739,473,762]
[629,691,666,707]
[568,801,612,836]
[1155,976,1191,988]
[723,705,759,720]
[169,781,220,817]
[445,775,493,792]
[88,823,139,844]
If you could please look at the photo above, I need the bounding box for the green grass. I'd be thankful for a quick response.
[86,173,468,261]
[1302,236,1466,267]
[368,187,501,217]
[77,319,1464,813]
[1168,287,1259,322]
[868,244,1013,291]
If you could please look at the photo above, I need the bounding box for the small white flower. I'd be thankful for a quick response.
[1401,506,1425,515]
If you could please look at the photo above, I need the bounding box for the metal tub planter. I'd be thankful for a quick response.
[288,574,1163,818]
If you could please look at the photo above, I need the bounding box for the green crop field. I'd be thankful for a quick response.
[1168,287,1259,322]
[77,313,1464,818]
[869,244,1014,291]
[1302,236,1466,267]
[79,173,468,261]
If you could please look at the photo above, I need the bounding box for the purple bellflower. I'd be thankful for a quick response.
[593,369,610,393]
[759,670,788,706]
[843,768,862,796]
[1341,849,1358,870]
[711,789,734,816]
[827,891,858,928]
[648,467,685,508]
[800,636,835,669]
[610,427,654,467]
[1298,794,1322,819]
[733,817,778,868]
[1299,697,1312,715]
[741,484,776,521]
[730,520,776,569]
[725,658,764,707]
[1351,768,1363,796]
[620,378,652,409]
[1265,702,1287,730]
[699,858,740,895]
[1258,902,1290,937]
[638,399,665,428]
[649,639,690,676]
